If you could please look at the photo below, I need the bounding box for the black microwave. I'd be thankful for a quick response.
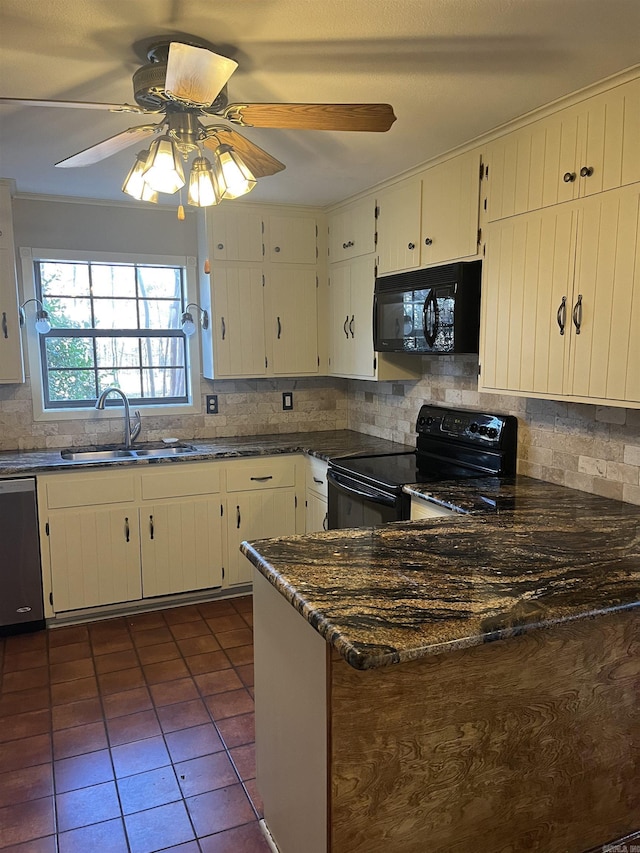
[373,260,481,354]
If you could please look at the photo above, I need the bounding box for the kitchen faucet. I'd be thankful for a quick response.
[94,387,141,448]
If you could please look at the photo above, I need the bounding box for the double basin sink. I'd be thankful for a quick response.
[60,441,199,463]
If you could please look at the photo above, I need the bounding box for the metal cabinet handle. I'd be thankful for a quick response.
[580,166,594,178]
[424,237,433,246]
[563,171,576,183]
[572,294,583,335]
[343,316,349,338]
[349,315,355,337]
[124,517,130,542]
[313,477,323,484]
[274,246,281,253]
[408,242,415,250]
[221,316,226,340]
[217,243,224,250]
[1,312,7,340]
[250,475,273,482]
[149,515,154,540]
[277,316,282,339]
[342,240,354,249]
[556,296,567,336]
[236,505,241,529]
[323,512,328,531]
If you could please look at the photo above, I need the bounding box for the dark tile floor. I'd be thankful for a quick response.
[0,596,274,853]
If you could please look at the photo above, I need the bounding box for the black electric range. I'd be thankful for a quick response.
[327,404,518,529]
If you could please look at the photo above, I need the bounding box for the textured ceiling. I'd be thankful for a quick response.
[0,0,639,208]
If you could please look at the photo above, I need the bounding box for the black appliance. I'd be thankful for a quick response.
[327,404,517,529]
[373,260,481,354]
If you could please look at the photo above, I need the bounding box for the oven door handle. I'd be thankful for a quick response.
[327,470,397,507]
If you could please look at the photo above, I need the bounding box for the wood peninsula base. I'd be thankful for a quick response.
[254,571,639,853]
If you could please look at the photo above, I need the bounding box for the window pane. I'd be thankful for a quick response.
[137,266,182,300]
[39,262,90,298]
[143,368,186,398]
[139,299,182,329]
[48,370,97,401]
[92,264,136,298]
[46,297,93,328]
[95,337,140,368]
[97,370,142,398]
[45,336,95,370]
[93,298,139,329]
[141,337,185,367]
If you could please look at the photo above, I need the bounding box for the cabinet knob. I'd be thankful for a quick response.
[408,242,415,250]
[563,172,576,183]
[424,237,433,246]
[274,246,281,253]
[580,166,594,178]
[217,243,224,250]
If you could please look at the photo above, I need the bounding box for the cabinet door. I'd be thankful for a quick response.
[376,177,422,275]
[270,267,319,375]
[48,507,141,612]
[0,246,24,383]
[210,265,267,377]
[226,489,297,586]
[481,204,576,395]
[348,254,377,379]
[140,498,223,598]
[305,491,328,532]
[328,197,376,262]
[209,208,264,261]
[567,184,640,404]
[420,150,480,265]
[268,215,317,264]
[328,262,352,376]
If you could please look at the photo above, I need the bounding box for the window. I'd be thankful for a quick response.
[22,249,199,417]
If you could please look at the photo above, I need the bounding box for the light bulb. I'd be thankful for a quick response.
[35,311,51,335]
[181,312,196,336]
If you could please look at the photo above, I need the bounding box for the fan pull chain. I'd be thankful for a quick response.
[203,206,211,274]
[177,187,185,221]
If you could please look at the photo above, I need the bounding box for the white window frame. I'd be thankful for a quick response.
[20,247,202,421]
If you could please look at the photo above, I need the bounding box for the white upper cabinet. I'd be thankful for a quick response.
[210,207,264,261]
[269,267,319,376]
[376,177,422,275]
[0,182,24,384]
[328,255,376,380]
[486,77,640,222]
[268,215,317,264]
[419,150,481,266]
[328,197,376,263]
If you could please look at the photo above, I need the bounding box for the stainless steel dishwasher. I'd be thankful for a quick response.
[0,478,45,634]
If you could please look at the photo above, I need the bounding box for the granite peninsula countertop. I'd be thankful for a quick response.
[0,430,412,476]
[241,475,640,670]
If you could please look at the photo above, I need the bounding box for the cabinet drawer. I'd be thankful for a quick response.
[140,464,221,500]
[226,457,296,491]
[306,456,328,498]
[44,472,135,509]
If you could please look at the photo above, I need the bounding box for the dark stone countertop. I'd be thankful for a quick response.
[241,475,640,670]
[0,430,412,476]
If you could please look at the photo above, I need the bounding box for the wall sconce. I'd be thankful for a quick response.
[181,302,209,337]
[19,298,51,335]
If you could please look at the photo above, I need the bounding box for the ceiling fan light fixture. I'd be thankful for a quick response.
[122,150,159,202]
[187,156,220,207]
[142,136,185,194]
[213,144,257,199]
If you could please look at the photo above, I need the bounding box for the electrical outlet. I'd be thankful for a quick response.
[206,394,218,414]
[282,392,293,411]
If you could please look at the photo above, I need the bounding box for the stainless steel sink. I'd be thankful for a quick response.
[60,442,198,462]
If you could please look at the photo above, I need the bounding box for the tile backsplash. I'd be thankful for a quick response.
[1,356,638,505]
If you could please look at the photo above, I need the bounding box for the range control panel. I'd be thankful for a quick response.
[416,405,512,447]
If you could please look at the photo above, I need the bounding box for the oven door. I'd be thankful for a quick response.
[327,469,405,529]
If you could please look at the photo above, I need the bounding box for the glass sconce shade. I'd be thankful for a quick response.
[122,151,159,202]
[181,303,209,336]
[20,299,51,335]
[213,145,257,199]
[142,137,186,194]
[187,156,221,207]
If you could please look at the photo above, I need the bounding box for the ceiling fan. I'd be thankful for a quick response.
[0,39,396,192]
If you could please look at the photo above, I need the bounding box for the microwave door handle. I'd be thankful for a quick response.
[327,471,397,507]
[422,291,439,349]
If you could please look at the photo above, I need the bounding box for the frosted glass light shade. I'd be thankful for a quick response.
[142,137,185,194]
[213,145,257,199]
[122,150,159,202]
[187,156,220,207]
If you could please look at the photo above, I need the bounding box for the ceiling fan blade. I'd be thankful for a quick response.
[203,128,285,179]
[0,97,149,114]
[165,42,238,108]
[223,103,396,132]
[55,124,161,168]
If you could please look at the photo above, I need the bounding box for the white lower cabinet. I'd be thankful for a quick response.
[410,497,459,520]
[305,456,328,532]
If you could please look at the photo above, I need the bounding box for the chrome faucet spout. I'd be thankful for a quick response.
[94,387,141,448]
